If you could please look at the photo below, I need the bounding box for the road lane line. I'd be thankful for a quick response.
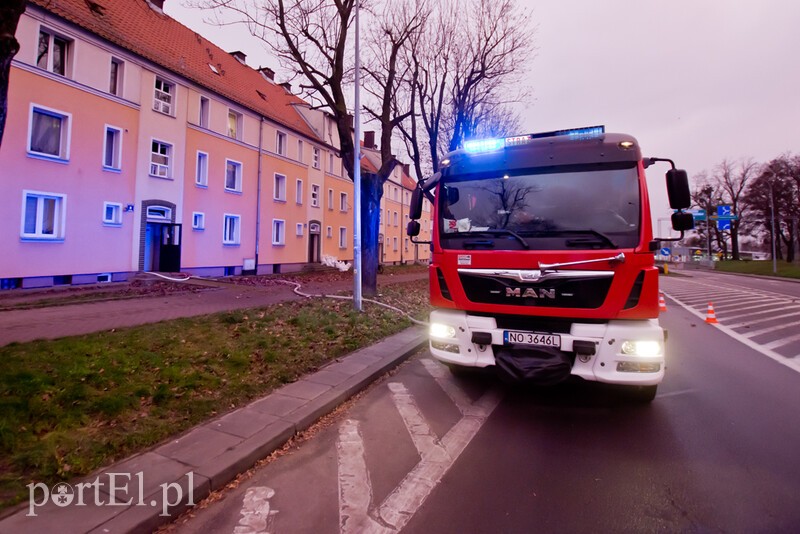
[388,382,448,461]
[420,358,475,414]
[763,330,800,350]
[726,307,800,329]
[337,420,382,533]
[741,320,800,338]
[233,487,278,534]
[663,292,800,375]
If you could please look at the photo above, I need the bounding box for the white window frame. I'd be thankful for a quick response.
[102,202,122,226]
[192,211,205,230]
[153,77,174,115]
[147,206,172,221]
[227,109,242,139]
[312,147,320,169]
[196,151,208,187]
[109,57,124,96]
[311,184,320,207]
[223,214,241,245]
[393,236,398,251]
[327,189,334,211]
[394,211,399,227]
[340,192,348,212]
[272,219,286,246]
[297,140,304,163]
[37,28,71,76]
[103,125,122,171]
[339,227,347,249]
[28,104,71,161]
[276,131,287,156]
[328,153,335,173]
[273,173,287,201]
[296,179,303,205]
[296,223,304,236]
[149,139,172,178]
[21,190,67,240]
[225,159,243,192]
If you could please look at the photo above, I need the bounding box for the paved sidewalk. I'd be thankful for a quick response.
[0,326,427,533]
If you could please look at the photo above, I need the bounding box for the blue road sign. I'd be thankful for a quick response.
[717,205,732,217]
[691,209,706,221]
[660,247,671,256]
[718,220,731,231]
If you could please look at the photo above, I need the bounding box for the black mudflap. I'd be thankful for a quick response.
[494,346,573,385]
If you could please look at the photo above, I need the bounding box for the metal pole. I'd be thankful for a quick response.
[353,0,363,311]
[770,183,777,274]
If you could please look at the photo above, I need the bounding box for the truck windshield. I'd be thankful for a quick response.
[439,163,640,250]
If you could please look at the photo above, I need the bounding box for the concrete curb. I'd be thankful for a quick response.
[0,326,427,534]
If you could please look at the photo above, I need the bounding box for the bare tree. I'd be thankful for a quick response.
[710,158,759,260]
[0,0,26,146]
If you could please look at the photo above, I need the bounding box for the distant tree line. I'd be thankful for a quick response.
[688,155,800,262]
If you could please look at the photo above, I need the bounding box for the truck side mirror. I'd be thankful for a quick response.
[666,169,691,210]
[408,187,423,220]
[671,211,694,232]
[407,220,421,237]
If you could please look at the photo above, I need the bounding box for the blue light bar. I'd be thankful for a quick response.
[463,138,505,154]
[461,126,605,154]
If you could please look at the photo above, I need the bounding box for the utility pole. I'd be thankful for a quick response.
[352,0,362,310]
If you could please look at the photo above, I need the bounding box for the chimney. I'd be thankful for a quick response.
[402,164,410,176]
[230,51,247,64]
[364,131,375,149]
[280,82,291,93]
[258,67,275,81]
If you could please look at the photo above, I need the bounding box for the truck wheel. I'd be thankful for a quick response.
[628,385,658,403]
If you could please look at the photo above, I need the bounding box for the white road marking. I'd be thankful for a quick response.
[338,420,382,533]
[739,319,800,338]
[420,358,475,414]
[726,307,800,329]
[233,487,279,534]
[387,382,448,461]
[763,330,800,351]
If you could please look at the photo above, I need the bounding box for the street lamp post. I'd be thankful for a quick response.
[352,0,362,311]
[769,181,777,275]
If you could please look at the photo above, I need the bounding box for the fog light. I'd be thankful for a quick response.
[431,340,460,353]
[621,340,662,357]
[430,323,456,339]
[617,361,661,373]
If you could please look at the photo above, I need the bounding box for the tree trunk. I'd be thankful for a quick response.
[0,0,26,146]
[360,174,383,297]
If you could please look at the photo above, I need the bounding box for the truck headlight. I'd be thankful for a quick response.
[430,323,456,339]
[621,340,662,357]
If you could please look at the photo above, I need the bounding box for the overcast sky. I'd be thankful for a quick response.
[165,0,800,226]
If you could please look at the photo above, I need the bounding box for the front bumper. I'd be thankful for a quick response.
[428,309,664,385]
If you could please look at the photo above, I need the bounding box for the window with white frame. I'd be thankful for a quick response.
[273,173,286,201]
[192,212,205,230]
[109,58,124,96]
[103,125,122,170]
[311,184,320,207]
[227,109,242,139]
[312,147,320,169]
[326,226,332,238]
[102,202,122,226]
[37,29,70,76]
[328,153,335,173]
[394,211,399,226]
[153,77,174,115]
[296,223,304,236]
[28,105,70,160]
[327,189,334,210]
[196,151,208,186]
[339,227,347,249]
[223,214,241,245]
[199,96,210,128]
[272,219,285,245]
[295,179,303,204]
[297,140,304,162]
[276,131,287,156]
[393,237,398,251]
[21,191,66,240]
[225,160,243,192]
[340,192,348,212]
[147,206,172,221]
[150,140,171,178]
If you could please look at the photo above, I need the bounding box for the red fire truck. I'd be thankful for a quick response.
[407,126,693,402]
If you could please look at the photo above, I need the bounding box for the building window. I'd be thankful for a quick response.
[37,29,70,76]
[195,151,208,186]
[28,105,70,161]
[227,109,242,139]
[273,173,286,201]
[296,223,304,236]
[328,153,335,173]
[326,226,332,238]
[153,77,174,115]
[147,206,171,221]
[223,214,241,245]
[340,192,348,212]
[21,191,66,240]
[327,189,334,211]
[276,131,287,156]
[297,140,304,162]
[199,97,210,128]
[296,179,303,205]
[109,58,124,96]
[192,212,205,230]
[339,227,347,249]
[312,147,320,169]
[272,219,285,245]
[150,140,171,178]
[102,202,122,226]
[394,211,399,227]
[393,237,398,251]
[225,160,242,192]
[311,184,320,207]
[103,125,122,170]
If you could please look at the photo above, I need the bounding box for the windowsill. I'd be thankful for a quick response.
[273,198,286,203]
[192,227,205,231]
[195,183,208,189]
[225,188,243,195]
[149,173,173,180]
[27,152,69,164]
[20,236,65,242]
[272,243,285,247]
[223,242,240,247]
[102,222,122,227]
[102,166,122,173]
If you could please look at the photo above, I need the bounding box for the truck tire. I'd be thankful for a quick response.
[628,385,658,403]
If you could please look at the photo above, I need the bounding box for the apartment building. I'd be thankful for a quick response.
[0,0,352,288]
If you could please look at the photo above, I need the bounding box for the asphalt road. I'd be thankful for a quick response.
[172,271,800,533]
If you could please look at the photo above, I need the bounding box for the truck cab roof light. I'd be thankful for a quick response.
[460,126,606,154]
[463,138,505,154]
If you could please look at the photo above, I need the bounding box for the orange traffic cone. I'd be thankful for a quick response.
[705,302,718,324]
[658,293,667,312]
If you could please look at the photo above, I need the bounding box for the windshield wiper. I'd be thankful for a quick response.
[520,229,618,249]
[463,229,530,249]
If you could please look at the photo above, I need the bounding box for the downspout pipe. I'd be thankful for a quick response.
[255,116,264,273]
